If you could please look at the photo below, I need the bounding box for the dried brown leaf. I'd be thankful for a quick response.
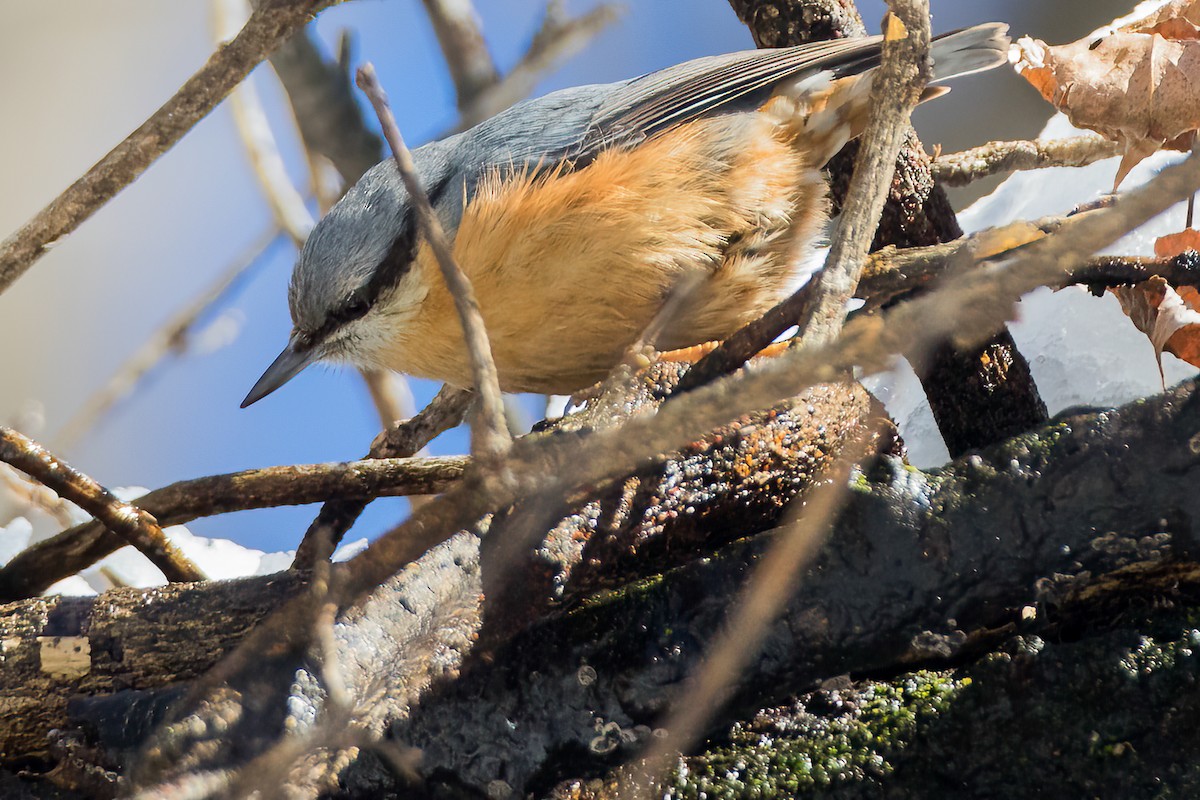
[1153,227,1200,256]
[1012,2,1200,187]
[1113,274,1200,380]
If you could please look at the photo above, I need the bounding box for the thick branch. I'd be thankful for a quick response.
[10,379,1200,795]
[0,0,340,295]
[394,377,1200,796]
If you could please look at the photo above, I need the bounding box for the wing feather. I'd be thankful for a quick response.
[577,36,886,154]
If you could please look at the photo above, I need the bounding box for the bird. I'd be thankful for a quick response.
[242,23,1010,407]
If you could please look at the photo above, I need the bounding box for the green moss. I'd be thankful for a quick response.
[647,610,1200,800]
[665,672,966,799]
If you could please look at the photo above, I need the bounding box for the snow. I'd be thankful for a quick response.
[865,113,1199,467]
[0,493,369,595]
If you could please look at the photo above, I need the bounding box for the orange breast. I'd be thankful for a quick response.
[378,111,830,394]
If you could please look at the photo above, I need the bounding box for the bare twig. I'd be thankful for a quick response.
[0,463,77,528]
[621,425,880,798]
[0,0,340,296]
[54,228,281,452]
[932,135,1122,187]
[420,0,500,112]
[291,385,474,569]
[0,455,466,600]
[855,218,1200,309]
[269,27,383,185]
[356,64,510,457]
[0,427,206,584]
[215,0,316,246]
[672,277,819,395]
[457,1,622,128]
[798,7,930,346]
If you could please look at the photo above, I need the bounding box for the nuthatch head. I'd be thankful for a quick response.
[243,23,1009,407]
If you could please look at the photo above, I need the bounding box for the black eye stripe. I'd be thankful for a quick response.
[305,171,452,345]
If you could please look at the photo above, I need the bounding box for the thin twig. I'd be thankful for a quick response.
[671,278,819,395]
[456,1,622,129]
[0,427,206,584]
[673,4,930,395]
[0,454,468,600]
[797,6,930,347]
[420,0,500,113]
[355,64,511,457]
[855,219,1200,309]
[0,463,77,528]
[215,0,316,246]
[931,135,1122,187]
[0,0,340,296]
[54,228,281,452]
[291,385,474,569]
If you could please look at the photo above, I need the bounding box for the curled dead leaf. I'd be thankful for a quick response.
[1112,274,1200,382]
[1012,0,1200,187]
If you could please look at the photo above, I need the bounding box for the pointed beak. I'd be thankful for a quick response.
[241,334,319,408]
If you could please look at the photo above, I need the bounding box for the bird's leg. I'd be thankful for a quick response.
[565,340,791,411]
[657,340,790,364]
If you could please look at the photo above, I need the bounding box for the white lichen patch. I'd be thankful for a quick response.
[38,636,91,679]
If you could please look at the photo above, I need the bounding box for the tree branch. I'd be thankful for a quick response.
[18,377,1200,795]
[0,0,341,295]
[0,428,206,585]
[0,454,467,600]
[931,135,1122,187]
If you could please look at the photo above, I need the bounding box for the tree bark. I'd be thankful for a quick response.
[4,375,1199,797]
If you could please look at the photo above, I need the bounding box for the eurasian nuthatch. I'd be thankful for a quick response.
[242,23,1009,406]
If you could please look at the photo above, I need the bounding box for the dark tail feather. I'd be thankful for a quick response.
[930,23,1011,82]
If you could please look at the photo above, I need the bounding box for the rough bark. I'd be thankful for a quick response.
[3,375,1199,797]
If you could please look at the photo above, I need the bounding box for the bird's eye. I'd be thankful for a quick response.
[340,294,370,322]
